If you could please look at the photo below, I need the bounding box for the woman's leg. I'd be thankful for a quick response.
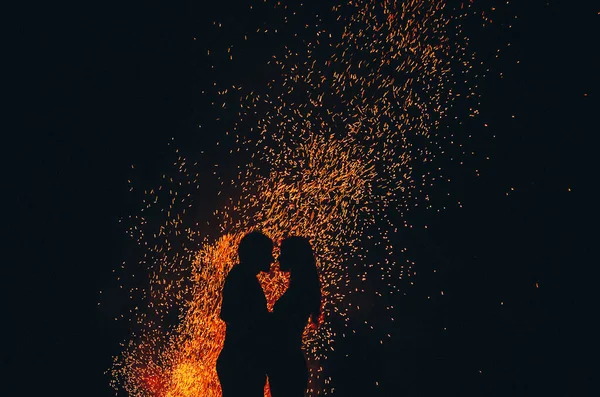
[269,351,308,397]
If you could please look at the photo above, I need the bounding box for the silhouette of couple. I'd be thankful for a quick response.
[217,231,321,397]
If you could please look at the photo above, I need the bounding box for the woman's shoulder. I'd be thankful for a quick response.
[273,289,310,313]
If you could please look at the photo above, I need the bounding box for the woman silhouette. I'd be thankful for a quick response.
[268,236,322,397]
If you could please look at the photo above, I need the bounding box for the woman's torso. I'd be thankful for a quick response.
[272,288,312,351]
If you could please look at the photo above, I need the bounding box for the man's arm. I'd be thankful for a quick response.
[220,275,265,337]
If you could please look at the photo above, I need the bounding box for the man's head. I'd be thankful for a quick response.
[238,231,274,274]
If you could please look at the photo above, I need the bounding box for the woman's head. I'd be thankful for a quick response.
[278,236,315,274]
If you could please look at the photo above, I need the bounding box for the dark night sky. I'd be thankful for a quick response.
[7,1,598,396]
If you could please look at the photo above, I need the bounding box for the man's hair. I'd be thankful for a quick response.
[238,231,273,263]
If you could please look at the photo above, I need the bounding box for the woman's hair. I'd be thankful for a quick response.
[280,236,322,323]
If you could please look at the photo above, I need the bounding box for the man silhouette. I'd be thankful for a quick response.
[217,231,274,397]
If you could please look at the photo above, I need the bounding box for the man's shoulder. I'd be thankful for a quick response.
[225,264,250,285]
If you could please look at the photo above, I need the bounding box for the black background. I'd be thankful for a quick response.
[7,0,598,396]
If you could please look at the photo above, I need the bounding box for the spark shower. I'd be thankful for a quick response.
[111,1,495,395]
